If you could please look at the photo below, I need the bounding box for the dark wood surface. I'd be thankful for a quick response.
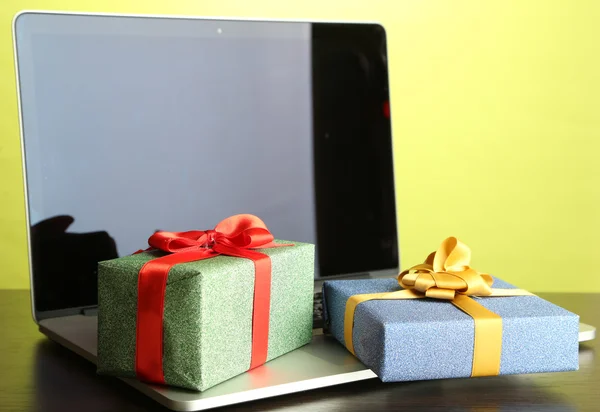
[0,290,598,412]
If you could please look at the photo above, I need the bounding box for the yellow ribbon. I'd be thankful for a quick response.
[343,237,533,377]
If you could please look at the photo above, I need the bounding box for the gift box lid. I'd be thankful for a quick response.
[99,239,302,285]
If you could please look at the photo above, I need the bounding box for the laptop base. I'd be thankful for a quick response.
[39,315,595,412]
[39,315,376,411]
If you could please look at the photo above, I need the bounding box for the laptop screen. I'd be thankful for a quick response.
[14,13,397,314]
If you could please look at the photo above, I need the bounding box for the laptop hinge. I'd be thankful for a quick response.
[81,306,98,316]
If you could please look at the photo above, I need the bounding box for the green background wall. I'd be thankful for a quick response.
[1,1,599,292]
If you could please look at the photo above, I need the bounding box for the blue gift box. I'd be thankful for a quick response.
[323,277,579,382]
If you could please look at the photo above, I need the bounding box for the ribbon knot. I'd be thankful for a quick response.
[398,237,494,300]
[203,229,217,248]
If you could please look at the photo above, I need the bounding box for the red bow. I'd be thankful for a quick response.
[135,214,290,384]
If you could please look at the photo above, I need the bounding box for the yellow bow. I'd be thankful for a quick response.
[399,237,495,300]
[343,237,533,377]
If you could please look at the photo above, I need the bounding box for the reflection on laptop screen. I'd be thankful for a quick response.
[15,13,397,313]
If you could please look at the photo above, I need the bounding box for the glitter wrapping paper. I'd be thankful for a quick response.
[323,277,579,382]
[98,240,314,391]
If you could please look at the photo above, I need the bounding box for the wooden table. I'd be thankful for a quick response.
[0,290,598,412]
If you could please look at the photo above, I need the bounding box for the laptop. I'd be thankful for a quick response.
[13,11,595,412]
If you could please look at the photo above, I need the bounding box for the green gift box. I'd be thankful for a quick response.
[97,217,314,391]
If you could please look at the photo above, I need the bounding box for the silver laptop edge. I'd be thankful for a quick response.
[14,10,595,412]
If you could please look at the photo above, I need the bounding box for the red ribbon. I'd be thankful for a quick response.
[134,214,290,384]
